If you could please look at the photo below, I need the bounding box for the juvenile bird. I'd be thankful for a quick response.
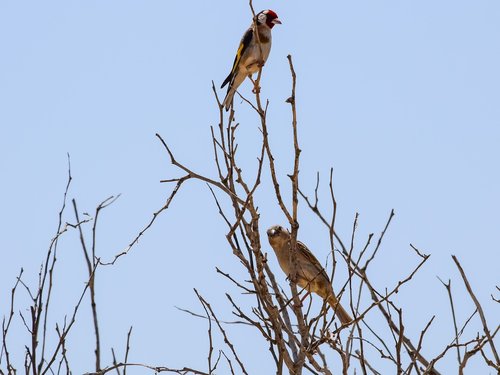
[221,9,281,111]
[267,225,352,325]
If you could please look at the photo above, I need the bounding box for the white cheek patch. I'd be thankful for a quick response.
[258,13,267,23]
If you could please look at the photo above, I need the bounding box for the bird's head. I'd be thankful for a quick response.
[255,9,282,29]
[267,225,289,247]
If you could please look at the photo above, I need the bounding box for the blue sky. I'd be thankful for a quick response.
[1,1,499,373]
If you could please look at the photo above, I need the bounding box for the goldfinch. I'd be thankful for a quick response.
[221,9,281,111]
[267,225,353,325]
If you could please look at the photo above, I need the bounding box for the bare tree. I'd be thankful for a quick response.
[1,5,498,374]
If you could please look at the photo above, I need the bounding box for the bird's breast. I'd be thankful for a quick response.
[257,32,270,44]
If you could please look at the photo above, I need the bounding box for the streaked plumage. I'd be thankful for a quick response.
[267,225,352,325]
[221,9,281,111]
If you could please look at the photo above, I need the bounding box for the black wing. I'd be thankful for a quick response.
[221,27,253,89]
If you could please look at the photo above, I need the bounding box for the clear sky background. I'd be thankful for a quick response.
[1,1,499,373]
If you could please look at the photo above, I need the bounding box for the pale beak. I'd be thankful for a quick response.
[272,18,282,25]
[267,228,276,236]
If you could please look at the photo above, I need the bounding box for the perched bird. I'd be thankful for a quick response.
[267,225,352,325]
[221,9,281,111]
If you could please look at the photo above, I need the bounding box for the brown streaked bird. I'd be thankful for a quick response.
[267,225,352,324]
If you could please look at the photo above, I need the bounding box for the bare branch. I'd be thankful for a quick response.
[452,255,499,366]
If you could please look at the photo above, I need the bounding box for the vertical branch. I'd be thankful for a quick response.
[286,54,300,229]
[74,195,119,372]
[39,154,73,374]
[437,277,462,364]
[452,255,499,365]
[285,54,309,374]
[395,308,404,374]
[73,198,101,372]
[123,327,133,375]
[195,290,214,373]
[1,269,23,371]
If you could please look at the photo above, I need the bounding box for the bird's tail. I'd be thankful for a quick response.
[221,72,246,111]
[223,87,236,111]
[327,296,352,325]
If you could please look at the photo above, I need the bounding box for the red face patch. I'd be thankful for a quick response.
[263,9,280,28]
[265,10,278,19]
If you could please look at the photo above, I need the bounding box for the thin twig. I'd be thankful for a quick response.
[452,255,499,366]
